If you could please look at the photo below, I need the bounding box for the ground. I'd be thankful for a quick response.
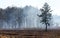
[0,30,60,38]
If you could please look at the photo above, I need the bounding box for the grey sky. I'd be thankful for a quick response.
[0,0,60,15]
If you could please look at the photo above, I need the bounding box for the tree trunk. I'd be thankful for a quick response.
[45,24,47,31]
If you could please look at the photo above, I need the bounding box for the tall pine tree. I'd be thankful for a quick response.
[38,3,52,31]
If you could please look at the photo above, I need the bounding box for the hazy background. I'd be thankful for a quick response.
[0,0,60,30]
[0,0,60,16]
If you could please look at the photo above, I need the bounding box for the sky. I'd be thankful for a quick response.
[0,0,60,16]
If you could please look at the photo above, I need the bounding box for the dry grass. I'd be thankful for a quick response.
[0,30,60,38]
